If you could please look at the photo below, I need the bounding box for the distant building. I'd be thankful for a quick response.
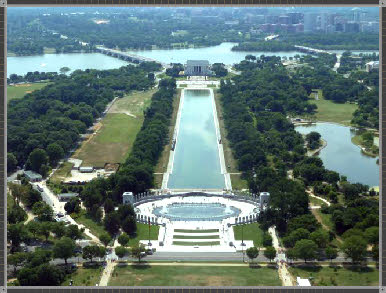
[79,166,94,173]
[344,21,360,33]
[123,192,135,205]
[366,61,379,72]
[57,192,79,202]
[184,60,213,76]
[24,170,42,182]
[304,13,317,33]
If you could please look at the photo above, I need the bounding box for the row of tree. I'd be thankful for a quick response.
[7,63,160,174]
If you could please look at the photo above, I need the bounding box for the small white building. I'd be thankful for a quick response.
[79,166,94,173]
[123,192,134,205]
[365,61,379,72]
[297,277,311,286]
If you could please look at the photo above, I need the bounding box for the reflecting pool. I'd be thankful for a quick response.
[153,203,240,221]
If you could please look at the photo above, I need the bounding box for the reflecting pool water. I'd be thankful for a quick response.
[167,89,225,189]
[153,203,240,221]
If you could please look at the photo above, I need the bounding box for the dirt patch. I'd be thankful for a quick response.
[206,276,234,286]
[14,83,33,87]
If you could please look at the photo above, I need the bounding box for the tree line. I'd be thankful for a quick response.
[7,62,161,175]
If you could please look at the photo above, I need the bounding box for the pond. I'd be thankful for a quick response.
[295,122,379,187]
[167,89,225,189]
[153,202,240,221]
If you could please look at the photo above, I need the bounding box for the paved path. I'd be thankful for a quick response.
[33,180,101,244]
[268,226,295,286]
[306,188,331,207]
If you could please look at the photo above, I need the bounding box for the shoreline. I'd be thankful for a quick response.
[306,139,327,157]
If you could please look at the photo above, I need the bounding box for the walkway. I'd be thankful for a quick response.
[99,238,119,286]
[306,188,331,207]
[268,226,295,286]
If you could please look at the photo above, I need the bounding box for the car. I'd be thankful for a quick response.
[146,249,153,255]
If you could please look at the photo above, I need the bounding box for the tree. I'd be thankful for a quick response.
[371,244,379,263]
[53,237,76,266]
[18,264,65,286]
[263,246,277,262]
[8,223,28,253]
[26,148,48,174]
[131,244,146,262]
[246,247,259,263]
[104,212,121,235]
[122,216,137,235]
[37,222,52,242]
[286,248,297,264]
[7,153,18,173]
[118,233,130,247]
[325,246,338,263]
[65,224,84,241]
[310,229,329,248]
[8,252,28,275]
[51,222,66,239]
[64,198,81,214]
[364,226,379,245]
[294,239,318,263]
[46,143,64,166]
[32,202,53,222]
[100,233,112,248]
[60,67,71,74]
[27,249,53,267]
[8,203,27,224]
[341,235,367,263]
[115,246,128,260]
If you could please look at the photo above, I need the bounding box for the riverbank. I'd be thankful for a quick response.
[306,139,327,157]
[351,134,379,158]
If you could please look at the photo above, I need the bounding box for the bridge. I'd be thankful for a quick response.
[96,46,165,66]
[294,45,333,55]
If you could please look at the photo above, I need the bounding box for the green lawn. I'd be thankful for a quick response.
[72,211,108,239]
[173,235,220,239]
[309,196,326,206]
[129,223,160,247]
[74,90,155,167]
[50,162,74,184]
[7,82,51,103]
[230,174,248,190]
[233,223,264,247]
[173,241,221,246]
[289,265,378,286]
[313,209,334,231]
[308,90,358,126]
[174,229,219,233]
[109,265,281,286]
[61,266,103,286]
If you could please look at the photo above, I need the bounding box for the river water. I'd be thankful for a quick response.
[296,123,379,187]
[167,89,225,189]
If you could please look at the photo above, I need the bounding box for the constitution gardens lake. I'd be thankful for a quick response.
[296,123,379,187]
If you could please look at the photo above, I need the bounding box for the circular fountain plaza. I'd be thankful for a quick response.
[134,192,260,252]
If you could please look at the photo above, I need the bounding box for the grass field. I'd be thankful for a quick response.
[308,89,358,126]
[309,196,327,207]
[213,91,240,174]
[109,265,281,286]
[289,265,378,286]
[233,223,264,247]
[173,235,220,239]
[230,174,248,190]
[72,211,108,239]
[174,229,219,233]
[74,90,155,167]
[7,83,50,103]
[61,266,103,286]
[154,89,181,177]
[351,134,378,157]
[50,162,74,184]
[129,223,160,247]
[173,241,221,246]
